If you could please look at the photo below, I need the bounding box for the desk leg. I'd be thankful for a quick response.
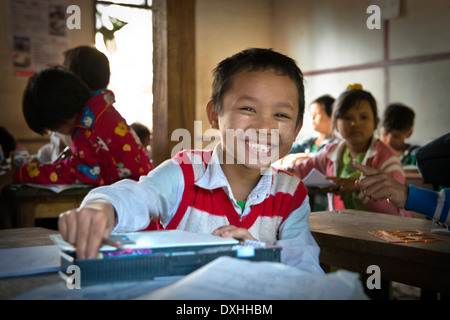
[0,197,13,229]
[12,200,36,228]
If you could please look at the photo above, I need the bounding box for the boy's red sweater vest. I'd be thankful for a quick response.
[163,150,308,243]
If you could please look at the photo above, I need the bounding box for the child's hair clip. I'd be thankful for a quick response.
[346,83,363,90]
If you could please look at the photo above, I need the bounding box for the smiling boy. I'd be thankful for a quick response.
[58,48,323,274]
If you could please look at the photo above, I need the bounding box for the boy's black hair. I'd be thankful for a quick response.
[332,89,378,129]
[381,103,415,132]
[211,48,305,127]
[22,66,91,135]
[63,46,110,91]
[311,94,335,117]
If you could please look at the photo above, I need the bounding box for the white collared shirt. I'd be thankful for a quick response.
[195,144,273,218]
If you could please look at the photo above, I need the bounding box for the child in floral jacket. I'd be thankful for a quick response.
[15,66,153,185]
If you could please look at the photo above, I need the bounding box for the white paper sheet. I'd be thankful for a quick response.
[19,183,93,193]
[50,230,239,252]
[302,168,335,187]
[137,256,368,300]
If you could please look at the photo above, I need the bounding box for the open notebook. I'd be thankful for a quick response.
[51,230,240,253]
[0,245,60,278]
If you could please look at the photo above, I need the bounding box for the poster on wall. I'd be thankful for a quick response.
[8,0,69,77]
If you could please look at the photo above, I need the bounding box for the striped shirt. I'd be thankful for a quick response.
[82,144,324,273]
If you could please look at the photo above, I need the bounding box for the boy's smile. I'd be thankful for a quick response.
[207,70,301,173]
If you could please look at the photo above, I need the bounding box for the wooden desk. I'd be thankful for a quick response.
[309,210,450,296]
[2,217,449,300]
[0,227,61,299]
[1,185,94,228]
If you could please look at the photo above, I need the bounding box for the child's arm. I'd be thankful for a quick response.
[212,225,257,241]
[405,186,450,224]
[352,160,410,216]
[354,162,450,222]
[14,159,78,184]
[58,199,116,259]
[293,155,322,179]
[58,159,184,259]
[81,158,184,231]
[352,161,408,208]
[276,199,324,274]
[293,146,330,179]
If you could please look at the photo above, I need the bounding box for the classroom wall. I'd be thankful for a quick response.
[0,0,94,154]
[195,0,450,147]
[195,0,274,148]
[272,0,450,145]
[2,0,449,156]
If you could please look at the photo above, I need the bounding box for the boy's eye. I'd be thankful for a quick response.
[275,113,290,119]
[240,107,255,112]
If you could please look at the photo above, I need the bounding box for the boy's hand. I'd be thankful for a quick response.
[58,200,117,259]
[212,225,257,241]
[289,154,310,170]
[326,177,359,195]
[351,161,408,208]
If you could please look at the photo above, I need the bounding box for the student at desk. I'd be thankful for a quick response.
[293,84,410,217]
[58,48,324,275]
[380,103,420,166]
[290,94,334,155]
[37,46,112,164]
[8,66,153,186]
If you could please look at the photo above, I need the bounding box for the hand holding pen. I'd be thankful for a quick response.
[52,146,71,163]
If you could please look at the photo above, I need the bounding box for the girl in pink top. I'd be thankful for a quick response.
[294,85,411,217]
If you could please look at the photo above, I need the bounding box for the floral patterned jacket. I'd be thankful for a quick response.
[15,90,153,185]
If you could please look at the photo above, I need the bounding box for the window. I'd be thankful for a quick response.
[95,0,153,131]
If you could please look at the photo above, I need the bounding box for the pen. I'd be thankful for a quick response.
[53,146,70,163]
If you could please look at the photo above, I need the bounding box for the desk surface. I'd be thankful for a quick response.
[1,213,449,299]
[0,227,58,249]
[309,210,450,294]
[0,228,61,299]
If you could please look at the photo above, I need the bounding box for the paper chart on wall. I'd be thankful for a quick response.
[7,0,70,77]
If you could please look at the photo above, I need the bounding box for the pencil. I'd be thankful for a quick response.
[52,146,70,163]
[102,238,124,250]
[101,238,132,253]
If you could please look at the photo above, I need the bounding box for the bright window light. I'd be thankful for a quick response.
[95,3,153,131]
